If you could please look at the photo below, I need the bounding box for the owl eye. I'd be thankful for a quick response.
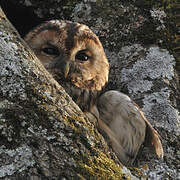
[42,46,59,56]
[75,51,89,61]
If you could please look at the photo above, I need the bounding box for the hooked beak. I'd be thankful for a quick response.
[63,61,70,79]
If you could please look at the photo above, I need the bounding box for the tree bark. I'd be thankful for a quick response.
[0,8,135,179]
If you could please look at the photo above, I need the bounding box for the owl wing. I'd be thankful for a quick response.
[97,90,164,165]
[131,100,164,159]
[142,112,164,159]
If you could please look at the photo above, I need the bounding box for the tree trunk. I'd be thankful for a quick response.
[0,8,135,179]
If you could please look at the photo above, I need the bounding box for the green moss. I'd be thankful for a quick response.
[77,152,130,179]
[61,112,132,179]
[128,165,147,179]
[60,109,132,179]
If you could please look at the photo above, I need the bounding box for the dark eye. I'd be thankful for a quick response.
[42,47,59,56]
[75,51,89,61]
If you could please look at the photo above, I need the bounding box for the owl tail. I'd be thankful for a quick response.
[142,116,164,159]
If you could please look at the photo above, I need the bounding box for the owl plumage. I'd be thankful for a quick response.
[25,20,163,166]
[97,90,164,165]
[24,20,109,112]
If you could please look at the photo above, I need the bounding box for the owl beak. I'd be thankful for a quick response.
[63,61,70,78]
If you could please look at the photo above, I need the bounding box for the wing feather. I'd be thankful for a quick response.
[97,90,164,165]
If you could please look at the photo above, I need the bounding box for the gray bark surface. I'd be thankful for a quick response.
[0,8,136,180]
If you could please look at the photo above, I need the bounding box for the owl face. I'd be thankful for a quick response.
[25,20,109,111]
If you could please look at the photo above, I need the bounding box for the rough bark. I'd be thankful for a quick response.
[0,0,180,179]
[0,8,136,180]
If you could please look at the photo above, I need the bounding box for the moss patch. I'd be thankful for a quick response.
[77,152,130,179]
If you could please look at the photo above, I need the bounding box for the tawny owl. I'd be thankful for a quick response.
[24,20,163,166]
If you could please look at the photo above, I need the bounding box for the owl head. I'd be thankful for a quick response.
[25,20,109,111]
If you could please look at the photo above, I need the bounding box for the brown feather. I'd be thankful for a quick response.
[141,112,164,159]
